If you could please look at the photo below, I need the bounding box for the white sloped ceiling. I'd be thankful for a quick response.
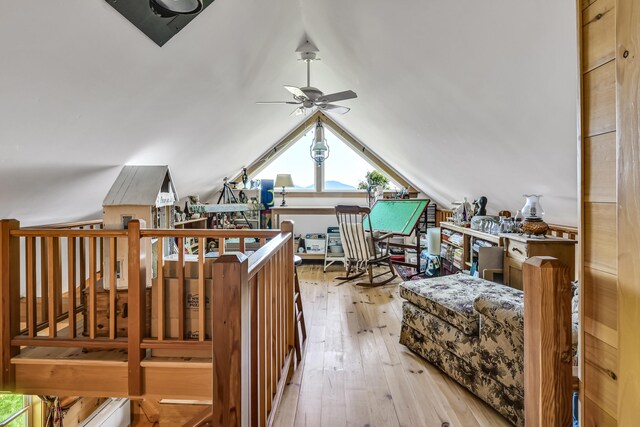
[0,0,577,226]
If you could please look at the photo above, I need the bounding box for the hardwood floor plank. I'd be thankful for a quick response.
[275,264,510,427]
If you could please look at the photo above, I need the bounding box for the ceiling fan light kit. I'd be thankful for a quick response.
[257,43,358,115]
[310,117,330,165]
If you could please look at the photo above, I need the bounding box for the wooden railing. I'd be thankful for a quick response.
[0,218,296,426]
[546,224,578,240]
[523,256,573,426]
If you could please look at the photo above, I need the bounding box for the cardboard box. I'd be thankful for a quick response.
[162,258,216,279]
[151,278,213,340]
[81,287,151,338]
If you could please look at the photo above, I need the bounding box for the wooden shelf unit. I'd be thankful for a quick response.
[439,222,503,278]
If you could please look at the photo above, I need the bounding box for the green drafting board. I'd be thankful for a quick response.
[364,199,430,236]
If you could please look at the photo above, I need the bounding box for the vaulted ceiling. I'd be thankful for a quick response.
[0,0,578,226]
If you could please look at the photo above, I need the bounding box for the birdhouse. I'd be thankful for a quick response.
[102,165,178,289]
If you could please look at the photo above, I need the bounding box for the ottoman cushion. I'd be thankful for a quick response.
[399,274,502,336]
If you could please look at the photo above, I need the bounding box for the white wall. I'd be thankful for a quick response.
[0,1,578,227]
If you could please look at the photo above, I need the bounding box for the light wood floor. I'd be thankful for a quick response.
[274,264,511,427]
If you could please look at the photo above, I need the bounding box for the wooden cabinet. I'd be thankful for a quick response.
[501,233,577,290]
[440,223,577,290]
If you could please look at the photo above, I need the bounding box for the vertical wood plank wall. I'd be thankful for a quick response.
[579,0,619,425]
[615,0,640,422]
[580,0,640,425]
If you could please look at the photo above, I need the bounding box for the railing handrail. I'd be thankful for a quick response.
[141,228,281,239]
[1,217,297,425]
[22,219,104,229]
[10,229,128,238]
[546,223,578,234]
[247,233,290,279]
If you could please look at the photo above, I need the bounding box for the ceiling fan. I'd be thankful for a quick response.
[257,44,357,116]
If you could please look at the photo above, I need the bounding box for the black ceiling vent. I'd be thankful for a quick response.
[106,0,215,47]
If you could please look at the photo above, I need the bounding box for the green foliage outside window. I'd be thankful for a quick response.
[0,394,25,427]
[357,170,390,190]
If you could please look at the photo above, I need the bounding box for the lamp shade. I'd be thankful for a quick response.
[274,174,294,188]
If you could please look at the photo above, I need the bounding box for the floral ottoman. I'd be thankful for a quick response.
[399,274,529,426]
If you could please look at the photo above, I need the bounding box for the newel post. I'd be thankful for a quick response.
[0,219,20,390]
[212,253,249,427]
[523,256,573,427]
[280,221,295,354]
[127,219,146,397]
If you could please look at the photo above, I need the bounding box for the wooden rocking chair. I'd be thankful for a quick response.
[335,205,398,286]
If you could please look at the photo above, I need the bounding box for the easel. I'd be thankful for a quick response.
[366,199,430,277]
[216,177,253,229]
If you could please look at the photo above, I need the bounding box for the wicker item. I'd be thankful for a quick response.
[521,218,549,236]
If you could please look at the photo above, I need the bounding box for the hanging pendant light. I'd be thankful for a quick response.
[310,117,330,165]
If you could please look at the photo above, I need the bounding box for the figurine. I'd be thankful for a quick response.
[473,196,488,216]
[241,168,249,188]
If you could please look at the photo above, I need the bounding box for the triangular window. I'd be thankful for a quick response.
[255,117,398,191]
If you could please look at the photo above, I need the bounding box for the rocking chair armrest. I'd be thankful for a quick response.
[372,231,394,242]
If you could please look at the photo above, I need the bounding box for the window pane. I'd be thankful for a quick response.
[323,127,398,190]
[255,131,316,190]
[4,412,25,427]
[0,394,25,427]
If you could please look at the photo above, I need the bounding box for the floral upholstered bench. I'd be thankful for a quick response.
[399,274,578,426]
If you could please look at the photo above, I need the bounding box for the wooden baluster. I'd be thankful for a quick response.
[524,256,572,427]
[239,237,246,254]
[98,224,104,277]
[258,267,267,426]
[270,258,276,403]
[40,237,48,322]
[89,236,96,339]
[178,237,185,341]
[219,238,225,255]
[276,249,282,375]
[265,260,273,414]
[109,237,117,339]
[54,237,62,316]
[250,274,259,427]
[283,221,295,362]
[260,238,266,248]
[211,253,249,427]
[67,237,76,338]
[127,219,146,397]
[0,220,20,390]
[198,237,205,342]
[47,237,57,338]
[79,232,86,295]
[157,236,164,341]
[26,237,37,337]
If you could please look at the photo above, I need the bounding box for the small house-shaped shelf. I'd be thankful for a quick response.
[102,165,178,289]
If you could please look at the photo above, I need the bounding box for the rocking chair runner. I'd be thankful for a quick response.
[335,205,398,286]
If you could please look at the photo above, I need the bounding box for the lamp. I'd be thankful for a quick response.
[274,174,294,206]
[310,117,329,165]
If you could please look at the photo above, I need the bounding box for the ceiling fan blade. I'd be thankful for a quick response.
[320,104,350,114]
[256,101,301,105]
[284,85,308,99]
[317,90,357,103]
